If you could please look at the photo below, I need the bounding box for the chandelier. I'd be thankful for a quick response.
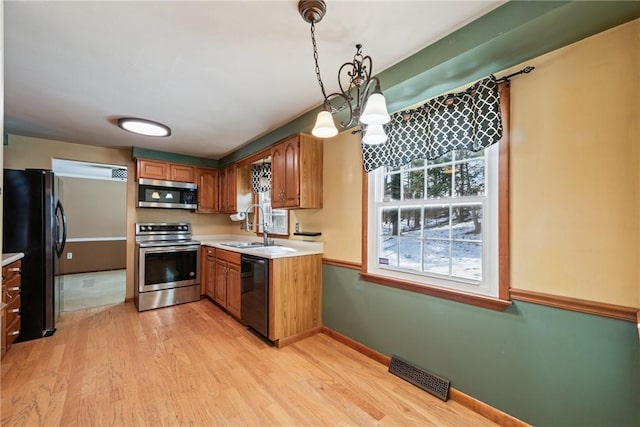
[298,0,390,144]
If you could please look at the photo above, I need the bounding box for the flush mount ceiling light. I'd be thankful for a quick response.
[117,117,171,137]
[298,0,390,144]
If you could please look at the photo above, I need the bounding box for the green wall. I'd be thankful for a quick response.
[323,265,640,426]
[132,146,219,168]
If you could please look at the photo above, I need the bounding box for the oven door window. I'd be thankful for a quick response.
[143,248,198,287]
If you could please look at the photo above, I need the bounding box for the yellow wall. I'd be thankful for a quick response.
[3,134,232,299]
[291,130,363,264]
[509,19,639,307]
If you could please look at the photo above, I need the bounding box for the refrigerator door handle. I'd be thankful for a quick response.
[55,200,68,258]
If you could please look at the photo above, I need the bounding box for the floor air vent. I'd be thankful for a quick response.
[388,355,450,401]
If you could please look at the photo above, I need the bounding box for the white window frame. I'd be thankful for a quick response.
[366,144,499,298]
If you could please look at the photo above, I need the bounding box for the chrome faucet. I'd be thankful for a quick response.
[244,204,270,246]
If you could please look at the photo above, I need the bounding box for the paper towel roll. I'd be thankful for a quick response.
[229,212,246,222]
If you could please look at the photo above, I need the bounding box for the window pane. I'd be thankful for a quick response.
[455,148,485,161]
[380,207,399,236]
[400,206,422,237]
[426,166,452,198]
[380,236,398,267]
[402,170,424,200]
[451,241,482,280]
[455,159,485,196]
[383,172,401,201]
[452,205,482,240]
[398,238,422,272]
[423,240,450,276]
[423,206,450,239]
[428,151,453,165]
[409,159,424,168]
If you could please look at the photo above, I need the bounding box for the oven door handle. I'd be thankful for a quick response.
[139,245,201,254]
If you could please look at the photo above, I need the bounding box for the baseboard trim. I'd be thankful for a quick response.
[320,326,529,427]
[321,326,392,366]
[275,326,323,348]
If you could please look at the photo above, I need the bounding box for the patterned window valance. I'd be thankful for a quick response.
[251,162,271,193]
[362,75,503,172]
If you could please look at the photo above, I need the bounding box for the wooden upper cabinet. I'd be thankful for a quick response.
[196,168,219,213]
[136,159,195,183]
[137,159,168,180]
[169,164,195,183]
[219,164,237,213]
[271,133,323,209]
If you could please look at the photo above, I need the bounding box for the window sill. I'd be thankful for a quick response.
[359,272,512,312]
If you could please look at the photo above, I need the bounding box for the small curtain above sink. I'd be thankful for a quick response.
[251,162,271,193]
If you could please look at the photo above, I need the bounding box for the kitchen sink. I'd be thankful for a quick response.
[222,242,265,248]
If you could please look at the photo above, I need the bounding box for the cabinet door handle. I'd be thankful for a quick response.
[10,330,20,336]
[8,287,20,292]
[10,308,19,314]
[9,267,21,272]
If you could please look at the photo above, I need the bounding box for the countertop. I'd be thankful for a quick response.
[2,253,25,267]
[195,235,323,259]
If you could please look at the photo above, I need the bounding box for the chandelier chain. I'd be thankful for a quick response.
[310,22,328,102]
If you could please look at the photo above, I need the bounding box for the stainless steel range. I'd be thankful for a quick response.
[134,222,201,311]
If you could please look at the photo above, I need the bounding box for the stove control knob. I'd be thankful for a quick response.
[140,226,146,231]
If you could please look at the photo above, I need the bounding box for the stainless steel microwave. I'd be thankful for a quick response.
[137,178,197,209]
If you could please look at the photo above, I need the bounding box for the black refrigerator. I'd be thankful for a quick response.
[3,169,67,342]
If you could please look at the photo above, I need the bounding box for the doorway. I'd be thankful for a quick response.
[52,159,127,311]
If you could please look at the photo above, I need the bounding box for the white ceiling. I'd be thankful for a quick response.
[4,1,504,159]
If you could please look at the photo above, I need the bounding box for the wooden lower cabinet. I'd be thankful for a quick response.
[201,248,322,347]
[2,260,22,359]
[203,246,216,299]
[213,258,227,306]
[211,249,241,319]
[269,254,322,345]
[226,262,241,319]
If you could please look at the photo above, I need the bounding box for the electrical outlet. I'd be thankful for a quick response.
[66,252,73,260]
[295,222,300,233]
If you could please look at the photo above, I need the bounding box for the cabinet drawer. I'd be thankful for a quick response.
[216,249,241,264]
[6,294,21,326]
[204,246,216,258]
[7,315,21,347]
[2,260,22,281]
[4,281,21,304]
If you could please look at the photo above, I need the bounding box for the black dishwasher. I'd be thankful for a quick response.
[240,254,269,339]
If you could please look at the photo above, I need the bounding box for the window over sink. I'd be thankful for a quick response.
[257,190,289,236]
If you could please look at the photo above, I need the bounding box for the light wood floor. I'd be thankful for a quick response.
[1,300,498,426]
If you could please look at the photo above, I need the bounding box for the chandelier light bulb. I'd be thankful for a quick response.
[362,124,388,145]
[311,110,339,138]
[360,92,390,125]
